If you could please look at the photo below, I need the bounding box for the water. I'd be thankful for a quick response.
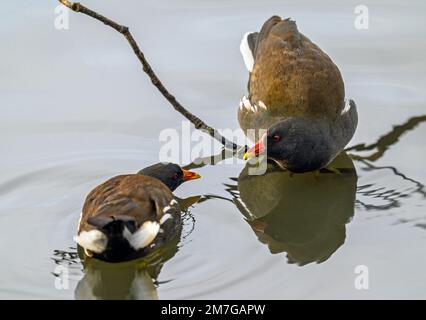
[1,0,425,299]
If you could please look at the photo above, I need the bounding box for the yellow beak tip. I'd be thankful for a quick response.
[243,153,253,161]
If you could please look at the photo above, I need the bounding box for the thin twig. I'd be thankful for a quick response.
[59,0,244,151]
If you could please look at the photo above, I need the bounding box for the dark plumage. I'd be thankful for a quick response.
[138,163,192,192]
[76,163,200,262]
[237,153,357,265]
[239,16,358,172]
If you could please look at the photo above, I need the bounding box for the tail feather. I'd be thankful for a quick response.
[240,32,257,72]
[87,215,136,231]
[75,215,138,254]
[240,16,301,73]
[123,221,160,250]
[77,215,160,254]
[74,230,107,254]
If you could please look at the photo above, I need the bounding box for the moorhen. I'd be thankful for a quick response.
[75,163,200,262]
[239,16,358,173]
[75,229,183,300]
[235,153,357,265]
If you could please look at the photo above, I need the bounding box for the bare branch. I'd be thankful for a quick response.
[58,1,244,151]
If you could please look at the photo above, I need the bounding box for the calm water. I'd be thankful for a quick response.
[1,0,426,299]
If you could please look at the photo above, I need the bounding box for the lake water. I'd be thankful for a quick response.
[1,0,425,299]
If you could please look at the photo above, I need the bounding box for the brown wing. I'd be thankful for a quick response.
[249,16,345,120]
[79,174,173,233]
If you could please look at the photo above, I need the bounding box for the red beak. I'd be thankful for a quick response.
[244,135,266,160]
[182,169,201,181]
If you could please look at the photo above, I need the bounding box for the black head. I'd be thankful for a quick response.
[138,163,200,191]
[245,118,335,172]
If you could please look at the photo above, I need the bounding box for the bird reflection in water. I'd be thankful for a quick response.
[233,153,357,265]
[52,115,426,295]
[194,114,426,265]
[52,196,200,300]
[347,115,426,212]
[74,236,178,300]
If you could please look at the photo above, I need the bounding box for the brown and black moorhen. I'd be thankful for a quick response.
[239,16,358,173]
[75,163,200,262]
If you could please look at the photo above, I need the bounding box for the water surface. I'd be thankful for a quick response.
[1,0,425,299]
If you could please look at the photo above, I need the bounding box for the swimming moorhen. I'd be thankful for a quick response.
[75,163,200,262]
[239,16,358,173]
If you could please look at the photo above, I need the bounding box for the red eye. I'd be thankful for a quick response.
[173,173,179,180]
[272,135,281,142]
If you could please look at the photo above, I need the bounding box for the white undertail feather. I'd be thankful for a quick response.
[123,221,160,250]
[240,32,255,72]
[75,230,108,253]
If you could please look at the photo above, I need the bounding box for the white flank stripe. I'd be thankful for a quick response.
[341,99,351,115]
[160,213,172,225]
[258,101,267,110]
[242,96,252,111]
[75,230,108,253]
